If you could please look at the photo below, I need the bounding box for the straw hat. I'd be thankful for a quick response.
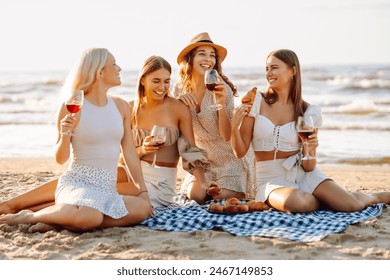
[177,32,227,64]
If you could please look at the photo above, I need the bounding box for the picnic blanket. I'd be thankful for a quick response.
[142,200,384,242]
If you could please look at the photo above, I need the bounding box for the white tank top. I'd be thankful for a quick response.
[71,96,124,170]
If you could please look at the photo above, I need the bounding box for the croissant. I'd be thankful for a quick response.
[224,197,241,207]
[245,200,270,211]
[209,203,224,213]
[241,87,257,104]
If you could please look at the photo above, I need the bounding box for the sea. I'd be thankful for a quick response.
[1,64,389,166]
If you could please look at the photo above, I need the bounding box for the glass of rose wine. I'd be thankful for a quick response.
[63,89,84,136]
[296,116,315,160]
[149,125,167,168]
[205,69,223,111]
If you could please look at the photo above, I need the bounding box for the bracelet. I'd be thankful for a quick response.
[138,190,148,196]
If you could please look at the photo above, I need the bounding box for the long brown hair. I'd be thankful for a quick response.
[263,49,307,119]
[131,56,172,127]
[177,46,237,96]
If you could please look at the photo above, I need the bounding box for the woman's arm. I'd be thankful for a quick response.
[214,82,232,141]
[231,104,254,158]
[177,101,210,190]
[116,98,153,215]
[54,104,74,164]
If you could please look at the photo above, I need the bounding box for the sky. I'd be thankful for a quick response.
[1,0,389,71]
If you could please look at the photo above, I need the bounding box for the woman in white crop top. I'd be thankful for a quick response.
[231,49,390,213]
[0,49,153,231]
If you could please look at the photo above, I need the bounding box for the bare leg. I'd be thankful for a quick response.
[186,181,246,204]
[213,189,246,200]
[0,204,104,232]
[116,182,140,196]
[0,166,139,215]
[267,187,321,213]
[313,180,390,212]
[186,181,208,204]
[99,196,150,228]
[0,179,58,214]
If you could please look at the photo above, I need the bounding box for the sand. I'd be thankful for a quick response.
[0,157,389,260]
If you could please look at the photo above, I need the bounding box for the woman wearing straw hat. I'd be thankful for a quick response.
[173,32,255,204]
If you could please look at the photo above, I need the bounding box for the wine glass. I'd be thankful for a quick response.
[149,125,167,168]
[205,69,223,111]
[63,89,84,136]
[296,116,315,160]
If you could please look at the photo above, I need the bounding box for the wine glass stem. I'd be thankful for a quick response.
[151,152,157,167]
[305,141,309,158]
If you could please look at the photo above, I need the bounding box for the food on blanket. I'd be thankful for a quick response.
[245,200,270,211]
[223,205,238,213]
[241,87,257,105]
[236,204,249,212]
[209,199,269,214]
[224,197,241,207]
[209,203,224,213]
[207,184,221,196]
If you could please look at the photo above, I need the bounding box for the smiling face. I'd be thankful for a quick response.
[100,52,122,87]
[141,68,171,101]
[265,55,295,92]
[192,45,216,76]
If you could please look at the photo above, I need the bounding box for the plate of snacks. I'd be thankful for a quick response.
[207,197,270,215]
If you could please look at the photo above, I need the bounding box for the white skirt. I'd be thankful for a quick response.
[55,163,128,219]
[255,155,329,202]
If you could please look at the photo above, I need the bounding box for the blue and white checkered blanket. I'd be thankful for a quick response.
[142,200,384,242]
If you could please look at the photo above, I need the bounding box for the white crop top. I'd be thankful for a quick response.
[71,96,124,170]
[248,92,322,155]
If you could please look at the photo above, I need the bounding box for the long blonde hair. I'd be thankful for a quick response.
[131,56,172,127]
[62,48,109,96]
[177,46,237,96]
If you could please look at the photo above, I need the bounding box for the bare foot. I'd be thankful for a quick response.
[0,201,17,215]
[0,210,34,225]
[29,222,57,233]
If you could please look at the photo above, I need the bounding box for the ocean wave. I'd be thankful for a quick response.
[321,125,390,131]
[321,100,390,115]
[327,77,390,91]
[0,120,55,125]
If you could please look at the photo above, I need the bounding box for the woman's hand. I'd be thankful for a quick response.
[304,128,319,157]
[213,81,227,105]
[59,114,75,136]
[141,135,162,155]
[178,93,198,108]
[232,104,251,130]
[206,183,221,197]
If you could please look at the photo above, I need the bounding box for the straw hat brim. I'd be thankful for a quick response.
[177,42,227,65]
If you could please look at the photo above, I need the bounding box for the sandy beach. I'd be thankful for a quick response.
[0,157,389,260]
